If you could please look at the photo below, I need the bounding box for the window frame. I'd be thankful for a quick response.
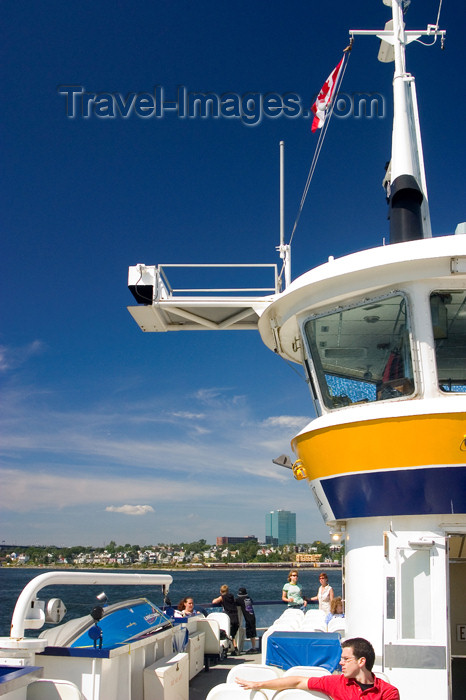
[300,291,416,411]
[430,289,466,394]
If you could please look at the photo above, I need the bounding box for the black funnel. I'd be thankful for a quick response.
[388,174,424,244]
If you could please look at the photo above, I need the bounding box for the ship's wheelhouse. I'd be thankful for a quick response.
[300,286,466,416]
[255,237,466,523]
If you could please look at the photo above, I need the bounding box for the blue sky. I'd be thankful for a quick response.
[1,1,464,547]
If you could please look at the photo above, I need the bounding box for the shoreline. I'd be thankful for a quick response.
[0,563,341,572]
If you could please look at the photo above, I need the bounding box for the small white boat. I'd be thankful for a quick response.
[0,571,215,700]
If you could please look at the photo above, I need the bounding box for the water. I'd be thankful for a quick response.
[0,567,342,638]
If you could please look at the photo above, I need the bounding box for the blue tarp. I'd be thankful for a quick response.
[266,632,342,672]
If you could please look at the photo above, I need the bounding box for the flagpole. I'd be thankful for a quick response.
[280,140,285,252]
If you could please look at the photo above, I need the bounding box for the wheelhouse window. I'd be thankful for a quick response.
[303,294,414,409]
[430,290,466,392]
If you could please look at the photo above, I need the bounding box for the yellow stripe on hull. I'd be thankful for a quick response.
[293,412,466,481]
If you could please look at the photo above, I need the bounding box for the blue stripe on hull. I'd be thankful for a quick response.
[321,466,466,519]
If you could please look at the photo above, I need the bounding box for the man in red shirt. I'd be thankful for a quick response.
[236,637,399,699]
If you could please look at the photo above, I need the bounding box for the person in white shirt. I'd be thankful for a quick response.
[310,571,334,614]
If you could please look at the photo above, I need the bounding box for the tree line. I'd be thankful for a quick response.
[1,538,342,567]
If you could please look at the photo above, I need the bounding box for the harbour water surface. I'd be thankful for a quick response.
[0,567,342,637]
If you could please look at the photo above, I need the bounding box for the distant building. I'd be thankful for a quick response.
[295,552,322,563]
[265,509,296,546]
[216,536,258,546]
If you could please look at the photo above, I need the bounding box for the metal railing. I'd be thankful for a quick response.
[157,263,280,296]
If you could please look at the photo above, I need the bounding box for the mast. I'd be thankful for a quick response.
[389,0,430,242]
[351,0,445,243]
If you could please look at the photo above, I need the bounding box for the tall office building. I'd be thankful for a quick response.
[265,509,296,546]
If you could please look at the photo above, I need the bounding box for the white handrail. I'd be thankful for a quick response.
[10,571,173,639]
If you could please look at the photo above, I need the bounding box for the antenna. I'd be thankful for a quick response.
[277,140,291,288]
[280,140,285,251]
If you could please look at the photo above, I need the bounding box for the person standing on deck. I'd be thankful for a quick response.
[282,569,307,608]
[236,586,258,653]
[310,571,334,614]
[212,584,240,655]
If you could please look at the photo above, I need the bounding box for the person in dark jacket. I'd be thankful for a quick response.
[212,584,240,655]
[236,586,258,652]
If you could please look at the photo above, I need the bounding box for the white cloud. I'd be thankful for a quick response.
[0,346,8,372]
[193,387,229,404]
[170,411,206,420]
[261,415,310,429]
[105,505,154,516]
[0,340,45,372]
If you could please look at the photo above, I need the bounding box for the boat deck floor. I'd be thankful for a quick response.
[189,650,261,698]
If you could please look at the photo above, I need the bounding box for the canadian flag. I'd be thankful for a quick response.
[311,57,344,132]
